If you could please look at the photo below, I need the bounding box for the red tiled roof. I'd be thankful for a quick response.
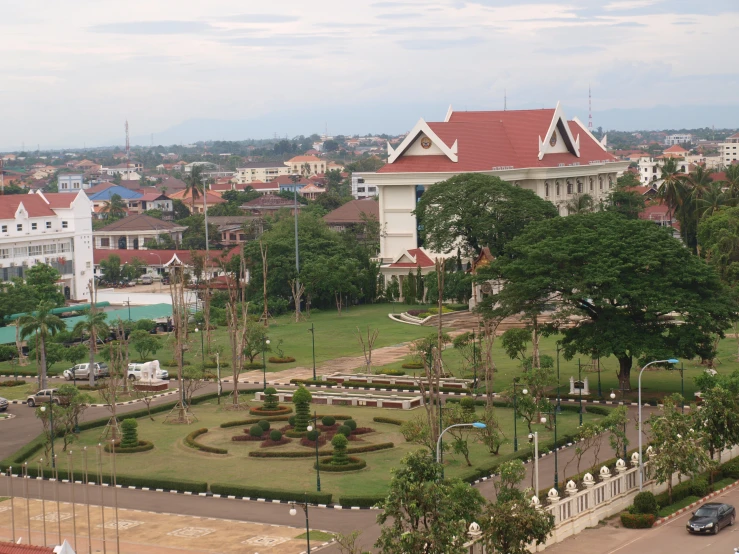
[0,541,55,553]
[324,198,379,224]
[136,192,168,202]
[40,192,78,208]
[0,194,56,219]
[93,249,222,267]
[287,155,322,163]
[270,175,312,186]
[388,248,435,268]
[377,108,615,173]
[664,144,688,153]
[85,182,116,195]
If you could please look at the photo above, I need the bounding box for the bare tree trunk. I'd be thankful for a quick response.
[260,241,269,327]
[290,279,305,323]
[40,336,48,390]
[531,314,540,370]
[356,326,379,374]
[222,252,251,409]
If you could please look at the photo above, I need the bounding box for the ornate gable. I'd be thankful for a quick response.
[387,118,458,164]
[538,102,580,160]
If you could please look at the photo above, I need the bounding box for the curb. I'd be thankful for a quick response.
[653,479,739,526]
[8,389,179,407]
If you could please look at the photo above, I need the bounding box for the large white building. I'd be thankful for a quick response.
[0,191,94,300]
[357,103,628,281]
[664,134,693,146]
[351,174,378,199]
[721,133,739,167]
[234,162,291,184]
[58,173,88,193]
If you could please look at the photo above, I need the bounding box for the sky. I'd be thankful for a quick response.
[1,0,738,149]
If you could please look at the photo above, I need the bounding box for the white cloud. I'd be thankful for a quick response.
[603,0,662,11]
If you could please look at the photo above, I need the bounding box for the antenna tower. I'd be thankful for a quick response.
[588,85,593,131]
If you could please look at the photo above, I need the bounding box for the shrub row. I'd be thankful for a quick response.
[0,380,26,387]
[209,484,332,504]
[231,435,262,442]
[220,415,291,428]
[316,456,367,472]
[341,381,470,394]
[620,513,656,528]
[401,363,424,370]
[337,495,386,508]
[184,428,228,455]
[269,356,296,363]
[377,369,406,376]
[249,406,293,416]
[290,378,336,387]
[443,396,612,416]
[244,362,265,369]
[247,442,394,458]
[104,440,154,454]
[373,416,404,426]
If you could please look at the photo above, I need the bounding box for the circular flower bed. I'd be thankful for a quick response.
[104,440,154,453]
[401,362,424,370]
[269,356,296,363]
[315,456,367,472]
[232,434,262,442]
[249,405,293,416]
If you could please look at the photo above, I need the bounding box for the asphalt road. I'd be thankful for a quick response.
[545,484,739,554]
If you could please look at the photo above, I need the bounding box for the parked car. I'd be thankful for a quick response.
[62,362,108,381]
[26,389,66,407]
[0,396,8,412]
[140,275,154,285]
[687,502,736,534]
[127,363,169,381]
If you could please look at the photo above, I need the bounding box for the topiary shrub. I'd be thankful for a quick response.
[460,397,476,416]
[620,512,655,528]
[633,491,658,516]
[306,430,320,442]
[249,425,264,438]
[331,433,349,465]
[292,386,312,432]
[289,415,297,427]
[263,387,279,410]
[377,369,405,376]
[258,420,270,431]
[337,425,352,437]
[345,419,357,431]
[120,419,139,449]
[322,416,336,427]
[401,362,424,370]
[270,430,282,442]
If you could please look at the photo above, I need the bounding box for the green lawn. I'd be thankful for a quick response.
[1,303,437,377]
[46,398,605,498]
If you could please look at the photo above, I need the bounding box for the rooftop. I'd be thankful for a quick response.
[94,214,186,233]
[323,198,379,224]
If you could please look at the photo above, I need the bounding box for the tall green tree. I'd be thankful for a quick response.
[376,450,484,554]
[72,308,109,386]
[99,255,124,284]
[414,174,559,256]
[25,264,65,306]
[184,165,206,212]
[100,193,127,220]
[19,301,66,389]
[483,211,738,389]
[606,174,646,219]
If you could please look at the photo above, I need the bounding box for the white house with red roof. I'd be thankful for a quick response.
[357,103,628,279]
[0,190,94,301]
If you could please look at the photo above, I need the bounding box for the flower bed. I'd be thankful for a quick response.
[269,356,296,363]
[248,442,394,458]
[219,415,291,428]
[315,456,367,472]
[300,436,328,448]
[104,440,154,454]
[620,513,655,528]
[231,434,263,442]
[248,405,293,416]
[184,428,228,455]
[401,363,423,370]
[260,437,292,447]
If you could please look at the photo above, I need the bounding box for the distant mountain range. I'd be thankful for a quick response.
[129,103,739,147]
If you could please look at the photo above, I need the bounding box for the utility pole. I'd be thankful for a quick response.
[290,173,301,315]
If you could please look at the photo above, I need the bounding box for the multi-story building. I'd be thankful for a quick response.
[664,134,693,146]
[234,162,291,184]
[351,174,378,199]
[0,191,94,300]
[357,103,628,282]
[58,173,87,193]
[94,214,187,250]
[721,133,739,167]
[286,155,326,176]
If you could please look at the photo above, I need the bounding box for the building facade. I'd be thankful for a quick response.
[0,191,94,300]
[721,133,739,167]
[357,104,628,279]
[58,173,87,193]
[351,174,378,199]
[664,134,693,146]
[234,162,291,184]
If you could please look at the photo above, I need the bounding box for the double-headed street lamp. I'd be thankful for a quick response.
[638,358,679,490]
[512,378,528,452]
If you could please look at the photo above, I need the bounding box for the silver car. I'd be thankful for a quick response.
[0,396,8,412]
[63,362,108,381]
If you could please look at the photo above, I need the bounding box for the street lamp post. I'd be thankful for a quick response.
[308,324,316,381]
[290,173,301,316]
[556,343,561,413]
[261,338,271,391]
[540,409,559,491]
[194,327,205,363]
[306,412,321,492]
[289,494,311,553]
[528,432,539,495]
[436,422,487,467]
[471,330,477,390]
[578,359,583,426]
[512,378,528,452]
[638,358,679,490]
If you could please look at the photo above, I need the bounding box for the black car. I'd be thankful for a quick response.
[686,502,735,534]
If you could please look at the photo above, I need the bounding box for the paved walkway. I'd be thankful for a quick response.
[0,498,325,554]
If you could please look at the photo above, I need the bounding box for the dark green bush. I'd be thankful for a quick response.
[401,363,424,370]
[244,362,264,369]
[620,513,655,528]
[104,440,154,454]
[633,491,658,515]
[249,425,264,438]
[290,378,336,387]
[373,416,403,426]
[307,430,320,441]
[220,415,290,428]
[0,345,18,362]
[258,420,270,431]
[269,430,282,442]
[337,495,386,508]
[289,415,296,426]
[247,442,394,458]
[209,484,332,504]
[337,425,351,437]
[721,458,739,479]
[322,416,336,427]
[377,369,406,376]
[120,419,139,449]
[263,387,279,410]
[345,419,357,431]
[249,405,293,416]
[0,380,26,387]
[331,434,349,465]
[317,456,366,472]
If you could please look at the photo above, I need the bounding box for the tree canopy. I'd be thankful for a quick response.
[414,174,559,256]
[482,211,738,388]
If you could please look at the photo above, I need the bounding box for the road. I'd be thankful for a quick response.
[544,484,739,554]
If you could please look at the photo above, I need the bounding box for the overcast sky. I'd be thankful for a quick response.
[1,0,738,149]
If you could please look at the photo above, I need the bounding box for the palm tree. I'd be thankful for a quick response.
[73,309,110,386]
[184,165,205,212]
[697,182,732,220]
[19,301,66,389]
[564,194,594,215]
[686,165,714,200]
[724,165,739,199]
[657,158,685,223]
[100,194,127,220]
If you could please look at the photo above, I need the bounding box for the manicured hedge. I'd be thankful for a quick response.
[184,428,228,455]
[0,380,26,387]
[377,369,406,376]
[373,416,404,426]
[620,513,655,528]
[248,442,394,458]
[290,378,336,387]
[316,456,367,472]
[269,356,296,363]
[338,495,386,508]
[220,415,291,428]
[104,440,154,454]
[340,381,470,394]
[249,406,293,416]
[209,483,332,504]
[401,363,424,370]
[244,362,264,369]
